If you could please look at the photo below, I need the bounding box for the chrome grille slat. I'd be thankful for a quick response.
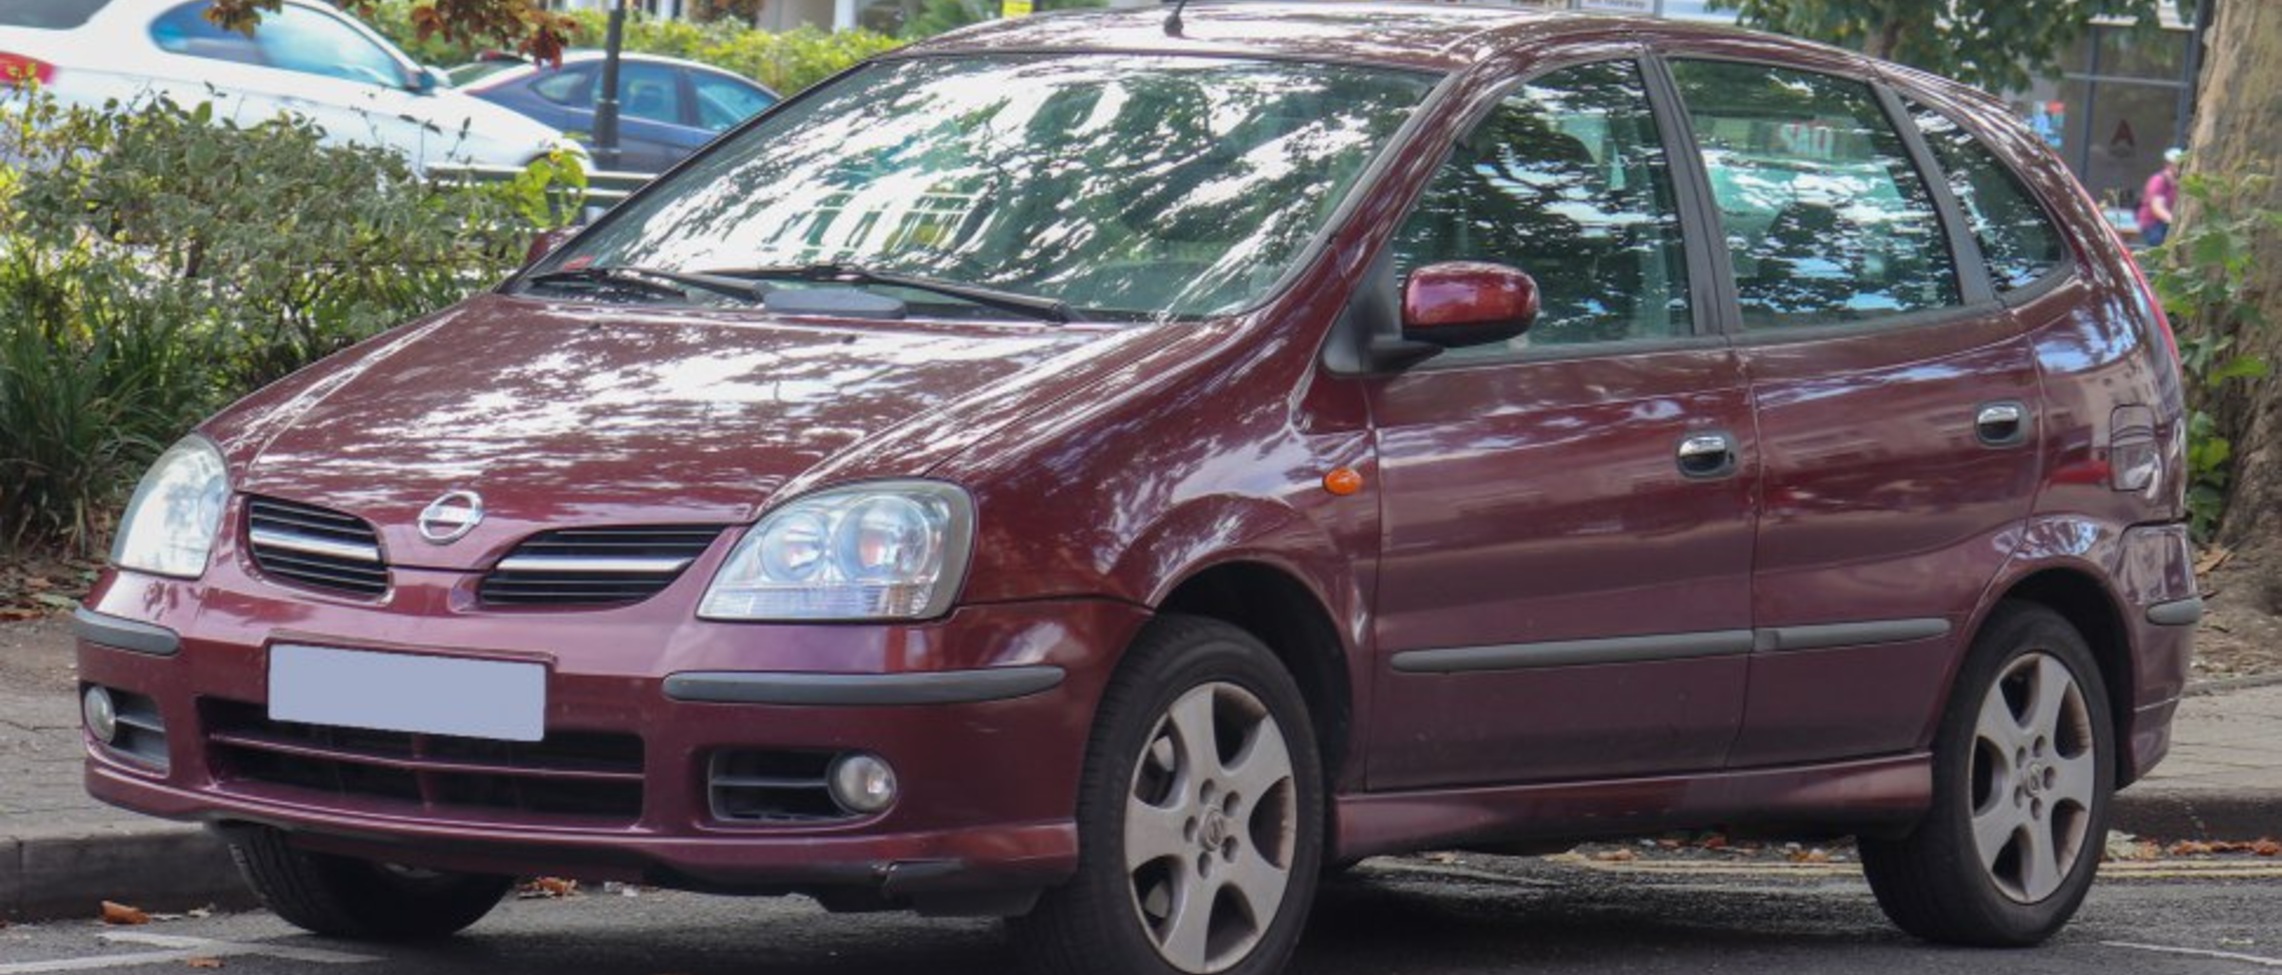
[481,525,721,607]
[245,497,388,599]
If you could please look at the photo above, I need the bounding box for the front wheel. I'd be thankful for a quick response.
[1860,603,2114,946]
[226,826,514,940]
[1010,616,1324,975]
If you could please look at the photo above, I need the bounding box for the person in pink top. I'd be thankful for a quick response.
[2139,147,2184,246]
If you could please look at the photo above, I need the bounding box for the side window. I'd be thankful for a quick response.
[150,2,263,66]
[1391,59,1691,354]
[530,65,596,109]
[616,63,684,125]
[251,5,407,87]
[1669,60,1960,329]
[692,72,775,132]
[1906,101,2068,290]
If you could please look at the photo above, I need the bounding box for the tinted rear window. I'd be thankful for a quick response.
[0,0,110,28]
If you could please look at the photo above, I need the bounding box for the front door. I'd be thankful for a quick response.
[1362,58,1756,790]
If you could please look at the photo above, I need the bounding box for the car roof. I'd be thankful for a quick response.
[901,1,1616,73]
[468,50,776,92]
[900,1,1871,77]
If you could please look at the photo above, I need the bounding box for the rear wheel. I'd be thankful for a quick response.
[226,826,513,940]
[1860,603,2114,946]
[1010,616,1324,975]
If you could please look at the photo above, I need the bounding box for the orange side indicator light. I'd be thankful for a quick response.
[1323,468,1364,496]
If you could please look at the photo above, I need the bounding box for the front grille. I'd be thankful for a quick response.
[245,497,388,598]
[479,525,721,606]
[202,700,645,824]
[708,749,854,824]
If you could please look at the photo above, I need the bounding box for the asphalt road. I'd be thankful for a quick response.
[4,854,2279,974]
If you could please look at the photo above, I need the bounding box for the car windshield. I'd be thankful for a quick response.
[528,54,1438,320]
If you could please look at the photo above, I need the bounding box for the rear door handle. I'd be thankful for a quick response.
[1976,401,2029,447]
[1676,431,1738,480]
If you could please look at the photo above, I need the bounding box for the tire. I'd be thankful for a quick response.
[1010,615,1325,975]
[1860,602,2115,947]
[226,826,514,940]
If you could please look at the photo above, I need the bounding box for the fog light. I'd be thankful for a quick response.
[83,686,118,744]
[828,753,897,814]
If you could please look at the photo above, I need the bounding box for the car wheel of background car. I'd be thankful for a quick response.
[1859,602,2114,946]
[225,826,515,939]
[1009,615,1324,975]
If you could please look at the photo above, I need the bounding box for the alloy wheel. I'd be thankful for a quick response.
[1969,651,2097,903]
[1122,681,1299,974]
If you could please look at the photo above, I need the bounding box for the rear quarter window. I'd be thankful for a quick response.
[0,0,110,28]
[1906,101,2069,291]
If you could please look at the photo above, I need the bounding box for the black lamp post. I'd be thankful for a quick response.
[592,0,629,172]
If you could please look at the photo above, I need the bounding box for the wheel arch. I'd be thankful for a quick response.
[1157,560,1359,793]
[1986,566,2140,787]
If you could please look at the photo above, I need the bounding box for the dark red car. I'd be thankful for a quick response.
[77,5,2196,973]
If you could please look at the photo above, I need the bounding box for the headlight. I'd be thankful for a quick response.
[111,436,230,578]
[699,481,974,621]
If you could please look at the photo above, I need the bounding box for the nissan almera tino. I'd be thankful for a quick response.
[79,5,2197,974]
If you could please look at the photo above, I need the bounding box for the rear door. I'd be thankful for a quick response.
[1363,56,1757,790]
[1655,55,2044,767]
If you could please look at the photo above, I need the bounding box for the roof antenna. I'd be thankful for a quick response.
[1164,0,1190,37]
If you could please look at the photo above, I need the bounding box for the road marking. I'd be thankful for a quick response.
[1524,854,2282,881]
[2105,941,2282,968]
[0,933,378,974]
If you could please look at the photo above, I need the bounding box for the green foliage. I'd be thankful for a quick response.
[0,91,577,552]
[899,0,1102,41]
[1710,0,2169,93]
[2150,169,2282,540]
[362,0,904,95]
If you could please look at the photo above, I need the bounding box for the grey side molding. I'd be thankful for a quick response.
[72,607,182,657]
[663,665,1066,706]
[1391,630,1755,674]
[1753,618,1952,653]
[2146,597,2204,627]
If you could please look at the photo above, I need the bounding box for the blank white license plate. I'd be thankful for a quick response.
[268,645,546,742]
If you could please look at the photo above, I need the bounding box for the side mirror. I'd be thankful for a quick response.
[524,227,577,266]
[1400,261,1540,348]
[411,65,448,94]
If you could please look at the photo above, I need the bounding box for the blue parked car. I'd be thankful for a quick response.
[456,51,779,174]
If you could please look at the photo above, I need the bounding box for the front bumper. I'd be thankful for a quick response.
[76,566,1148,905]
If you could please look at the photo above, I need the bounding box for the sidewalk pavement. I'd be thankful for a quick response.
[3,618,2278,923]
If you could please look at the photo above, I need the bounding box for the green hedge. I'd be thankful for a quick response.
[362,0,906,95]
[0,92,577,551]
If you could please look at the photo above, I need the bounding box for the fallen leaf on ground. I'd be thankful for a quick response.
[101,901,152,925]
[2168,840,2215,856]
[2255,839,2281,857]
[1789,848,1833,864]
[184,958,224,970]
[1591,849,1636,863]
[517,876,579,899]
[1423,852,1459,865]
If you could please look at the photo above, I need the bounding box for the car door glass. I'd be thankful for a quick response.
[613,63,684,125]
[251,4,407,88]
[149,2,263,66]
[531,65,597,109]
[692,72,775,131]
[1905,101,2067,290]
[1669,60,1961,329]
[1391,60,1691,355]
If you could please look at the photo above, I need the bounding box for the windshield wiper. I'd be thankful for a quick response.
[522,265,764,302]
[702,263,1074,324]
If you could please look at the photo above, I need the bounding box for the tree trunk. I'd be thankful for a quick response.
[2182,0,2282,557]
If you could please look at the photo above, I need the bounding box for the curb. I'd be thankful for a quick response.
[1,824,254,923]
[2111,789,2281,843]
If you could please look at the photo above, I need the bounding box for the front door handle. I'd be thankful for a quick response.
[1676,431,1738,480]
[1976,400,2030,447]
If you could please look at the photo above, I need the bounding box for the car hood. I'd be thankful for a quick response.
[220,295,1102,570]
